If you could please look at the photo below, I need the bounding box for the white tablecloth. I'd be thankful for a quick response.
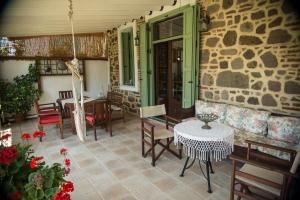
[61,98,95,108]
[174,119,234,161]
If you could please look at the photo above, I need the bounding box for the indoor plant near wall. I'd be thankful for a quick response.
[0,64,39,122]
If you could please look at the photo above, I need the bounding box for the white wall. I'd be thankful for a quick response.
[0,59,109,114]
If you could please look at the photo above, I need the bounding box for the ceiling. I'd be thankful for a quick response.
[0,0,175,37]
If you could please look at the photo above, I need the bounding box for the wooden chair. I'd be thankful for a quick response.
[58,90,73,118]
[85,100,112,141]
[107,91,125,122]
[140,104,182,166]
[230,140,300,200]
[34,101,63,140]
[59,90,73,99]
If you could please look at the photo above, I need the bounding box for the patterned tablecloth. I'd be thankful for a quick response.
[174,120,234,161]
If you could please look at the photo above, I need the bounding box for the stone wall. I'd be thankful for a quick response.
[199,0,300,116]
[107,24,142,114]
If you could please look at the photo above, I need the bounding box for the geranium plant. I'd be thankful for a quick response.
[0,131,74,200]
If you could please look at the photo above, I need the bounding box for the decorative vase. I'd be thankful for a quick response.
[197,113,219,129]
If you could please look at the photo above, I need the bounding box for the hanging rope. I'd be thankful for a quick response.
[65,0,86,142]
[68,0,77,59]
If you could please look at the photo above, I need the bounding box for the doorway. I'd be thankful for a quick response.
[154,39,192,118]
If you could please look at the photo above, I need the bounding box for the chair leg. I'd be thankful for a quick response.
[151,140,156,167]
[237,184,244,200]
[60,123,63,139]
[38,125,43,142]
[122,110,125,123]
[230,160,236,200]
[94,125,97,141]
[141,131,145,157]
[109,121,112,137]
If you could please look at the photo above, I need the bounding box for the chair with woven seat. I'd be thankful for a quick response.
[107,91,125,122]
[230,140,300,200]
[85,100,112,141]
[34,101,63,140]
[140,104,182,167]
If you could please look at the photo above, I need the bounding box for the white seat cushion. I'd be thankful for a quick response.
[111,105,122,111]
[236,164,283,196]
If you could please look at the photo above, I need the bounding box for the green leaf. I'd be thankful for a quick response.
[37,189,44,199]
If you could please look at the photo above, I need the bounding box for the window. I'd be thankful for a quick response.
[118,22,138,91]
[121,28,134,86]
[153,15,183,41]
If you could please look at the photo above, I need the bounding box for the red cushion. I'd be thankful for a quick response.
[39,109,57,116]
[86,115,95,124]
[39,115,60,124]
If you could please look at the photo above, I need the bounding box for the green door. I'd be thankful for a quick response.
[182,6,196,108]
[140,23,149,107]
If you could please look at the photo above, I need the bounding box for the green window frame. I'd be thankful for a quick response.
[140,5,199,108]
[120,28,135,86]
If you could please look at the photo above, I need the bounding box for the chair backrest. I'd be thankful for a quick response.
[140,104,166,118]
[86,100,110,122]
[290,144,300,174]
[59,90,73,99]
[107,91,123,107]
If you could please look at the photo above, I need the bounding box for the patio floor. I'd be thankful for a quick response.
[9,114,232,200]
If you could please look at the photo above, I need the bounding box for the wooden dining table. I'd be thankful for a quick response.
[56,97,106,133]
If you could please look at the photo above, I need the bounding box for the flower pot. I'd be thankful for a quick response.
[15,113,25,123]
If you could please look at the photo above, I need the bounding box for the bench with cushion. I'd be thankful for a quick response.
[188,100,300,161]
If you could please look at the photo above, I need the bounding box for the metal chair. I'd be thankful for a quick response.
[34,101,63,140]
[140,104,182,166]
[230,140,300,200]
[85,100,112,141]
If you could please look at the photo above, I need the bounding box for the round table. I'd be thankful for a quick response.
[174,119,234,193]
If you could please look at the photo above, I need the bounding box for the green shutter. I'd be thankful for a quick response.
[182,6,196,108]
[129,30,135,85]
[121,32,130,84]
[140,23,149,106]
[148,24,155,106]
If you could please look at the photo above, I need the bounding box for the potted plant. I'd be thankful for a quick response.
[0,64,40,122]
[0,131,74,199]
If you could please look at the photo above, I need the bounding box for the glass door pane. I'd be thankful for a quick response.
[168,39,183,116]
[153,15,183,41]
[154,42,168,106]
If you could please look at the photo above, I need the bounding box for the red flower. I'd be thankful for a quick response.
[21,133,31,139]
[0,133,11,141]
[61,181,74,193]
[0,146,17,165]
[60,148,67,155]
[33,131,46,138]
[9,191,22,200]
[30,156,44,169]
[52,191,71,200]
[64,159,70,167]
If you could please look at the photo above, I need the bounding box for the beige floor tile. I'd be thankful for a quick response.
[100,183,131,200]
[11,114,234,200]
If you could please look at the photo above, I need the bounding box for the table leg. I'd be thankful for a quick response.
[180,156,196,177]
[206,155,212,193]
[180,157,190,177]
[209,160,214,174]
[205,160,212,193]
